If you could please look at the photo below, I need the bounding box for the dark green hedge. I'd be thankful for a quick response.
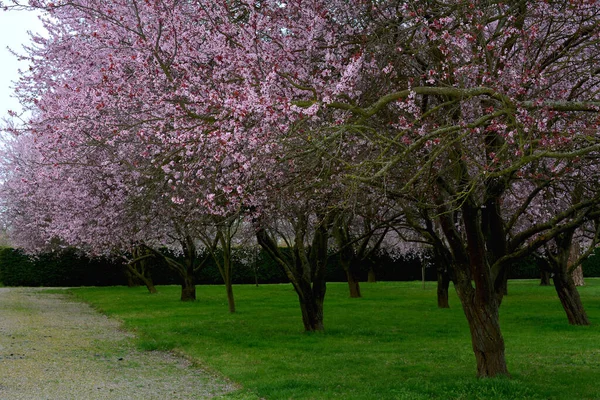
[2,245,598,287]
[0,247,127,287]
[582,248,600,277]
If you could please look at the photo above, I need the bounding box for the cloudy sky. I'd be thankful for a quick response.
[0,8,45,119]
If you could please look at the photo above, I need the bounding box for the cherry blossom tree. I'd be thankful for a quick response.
[3,0,600,379]
[279,0,600,377]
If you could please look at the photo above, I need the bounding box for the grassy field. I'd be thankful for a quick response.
[68,280,600,400]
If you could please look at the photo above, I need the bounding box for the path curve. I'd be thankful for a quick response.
[0,287,235,399]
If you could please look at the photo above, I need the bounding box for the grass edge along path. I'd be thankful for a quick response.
[68,280,600,400]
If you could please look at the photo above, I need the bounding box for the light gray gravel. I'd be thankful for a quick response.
[0,287,237,399]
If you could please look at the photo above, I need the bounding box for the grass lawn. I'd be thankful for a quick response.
[68,280,600,400]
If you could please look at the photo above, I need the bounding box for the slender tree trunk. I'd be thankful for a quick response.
[138,275,158,294]
[436,268,450,308]
[223,251,236,313]
[124,269,139,287]
[225,279,236,313]
[215,228,236,313]
[332,217,362,298]
[553,268,589,325]
[124,257,157,294]
[338,257,361,298]
[346,269,361,298]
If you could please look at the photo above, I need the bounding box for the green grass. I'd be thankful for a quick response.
[68,280,600,400]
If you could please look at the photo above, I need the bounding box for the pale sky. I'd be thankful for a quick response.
[0,8,45,119]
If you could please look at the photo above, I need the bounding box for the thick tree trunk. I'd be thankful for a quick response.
[256,218,329,333]
[569,241,585,287]
[437,268,450,308]
[553,268,589,325]
[452,204,509,378]
[462,299,508,377]
[572,265,585,287]
[540,270,551,286]
[297,282,325,332]
[454,273,509,377]
[180,274,196,301]
[495,268,508,301]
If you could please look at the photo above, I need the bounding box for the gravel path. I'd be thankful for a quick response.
[0,287,236,399]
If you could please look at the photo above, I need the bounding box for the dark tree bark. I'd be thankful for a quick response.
[546,230,590,325]
[333,217,362,298]
[213,223,237,313]
[133,272,158,294]
[570,241,585,287]
[461,205,509,377]
[572,265,585,287]
[553,266,589,325]
[430,242,452,309]
[455,274,508,377]
[218,229,236,313]
[367,266,377,283]
[125,247,157,294]
[436,267,450,308]
[145,235,206,302]
[540,270,551,286]
[345,269,362,298]
[256,212,332,332]
[332,213,389,298]
[178,235,198,302]
[436,199,510,377]
[124,268,139,287]
[180,273,196,301]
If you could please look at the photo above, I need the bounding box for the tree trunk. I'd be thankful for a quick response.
[572,265,585,287]
[225,278,236,313]
[297,281,325,332]
[346,269,362,298]
[540,270,551,286]
[367,266,377,283]
[124,260,157,294]
[553,268,589,325]
[180,274,196,301]
[332,217,362,298]
[138,275,158,294]
[436,268,450,308]
[451,203,509,378]
[255,213,330,333]
[215,228,236,313]
[454,271,509,377]
[124,269,139,287]
[569,241,585,287]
